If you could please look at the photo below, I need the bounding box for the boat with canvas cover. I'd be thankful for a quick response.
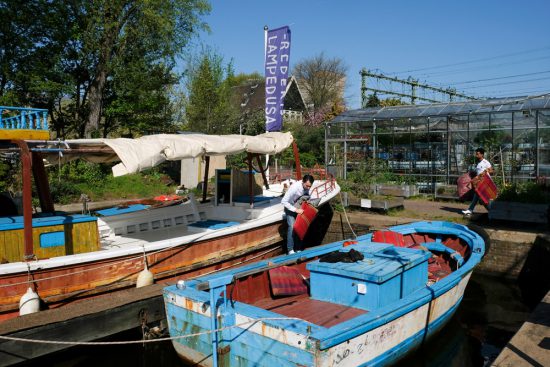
[163,221,485,367]
[0,106,340,321]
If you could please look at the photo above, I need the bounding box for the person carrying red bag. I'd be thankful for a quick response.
[281,174,314,254]
[462,148,494,216]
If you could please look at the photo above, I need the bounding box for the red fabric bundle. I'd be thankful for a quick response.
[457,173,473,201]
[472,174,498,205]
[268,266,308,296]
[293,202,318,240]
[372,230,405,247]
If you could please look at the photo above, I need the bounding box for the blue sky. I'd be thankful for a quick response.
[192,0,550,109]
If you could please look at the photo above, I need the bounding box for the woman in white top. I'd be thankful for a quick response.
[462,148,493,215]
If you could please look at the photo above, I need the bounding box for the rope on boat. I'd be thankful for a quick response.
[339,191,357,239]
[0,213,282,289]
[0,316,302,346]
[0,242,281,289]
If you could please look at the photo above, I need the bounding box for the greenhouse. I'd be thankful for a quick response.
[325,94,550,194]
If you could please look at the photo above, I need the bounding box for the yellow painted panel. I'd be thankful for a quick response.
[0,129,50,140]
[71,221,100,253]
[0,229,24,262]
[0,220,100,261]
[33,224,65,259]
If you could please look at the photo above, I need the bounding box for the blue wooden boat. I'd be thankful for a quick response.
[163,221,485,366]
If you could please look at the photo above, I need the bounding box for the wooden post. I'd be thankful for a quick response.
[255,154,269,190]
[202,156,210,203]
[292,141,302,180]
[247,153,254,207]
[32,151,55,213]
[12,140,34,259]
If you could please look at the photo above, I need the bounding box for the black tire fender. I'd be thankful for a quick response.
[466,223,491,257]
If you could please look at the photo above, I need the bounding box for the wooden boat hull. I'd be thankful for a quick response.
[0,221,284,321]
[163,221,485,367]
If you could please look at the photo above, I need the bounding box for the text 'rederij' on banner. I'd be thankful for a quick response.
[264,26,291,132]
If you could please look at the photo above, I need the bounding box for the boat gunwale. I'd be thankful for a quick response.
[0,202,286,275]
[164,221,485,350]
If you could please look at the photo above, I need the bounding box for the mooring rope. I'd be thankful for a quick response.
[0,241,280,289]
[0,317,302,346]
[0,210,283,288]
[339,191,357,239]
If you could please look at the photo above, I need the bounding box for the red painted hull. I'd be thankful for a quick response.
[0,222,284,322]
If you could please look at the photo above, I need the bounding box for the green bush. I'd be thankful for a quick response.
[496,182,550,204]
[49,180,81,204]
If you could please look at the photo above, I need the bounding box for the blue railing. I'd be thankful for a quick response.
[0,106,48,131]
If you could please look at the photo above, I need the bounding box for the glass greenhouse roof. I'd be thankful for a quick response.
[330,94,550,123]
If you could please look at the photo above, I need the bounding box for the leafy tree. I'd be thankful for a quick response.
[0,0,210,138]
[380,98,405,107]
[0,1,71,107]
[293,53,347,125]
[184,50,237,134]
[365,93,380,108]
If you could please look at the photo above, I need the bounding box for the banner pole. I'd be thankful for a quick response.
[264,25,270,183]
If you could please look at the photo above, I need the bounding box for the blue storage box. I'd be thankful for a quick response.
[307,243,430,311]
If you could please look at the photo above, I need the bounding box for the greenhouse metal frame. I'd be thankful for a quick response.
[326,94,550,193]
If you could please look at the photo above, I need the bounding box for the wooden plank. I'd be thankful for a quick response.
[252,295,367,328]
[0,130,49,140]
[489,202,548,223]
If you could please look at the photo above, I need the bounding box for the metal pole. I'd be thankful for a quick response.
[536,110,540,178]
[12,140,34,259]
[202,156,210,203]
[446,116,450,184]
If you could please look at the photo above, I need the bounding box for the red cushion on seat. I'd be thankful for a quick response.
[372,230,405,247]
[268,266,308,296]
[293,202,318,241]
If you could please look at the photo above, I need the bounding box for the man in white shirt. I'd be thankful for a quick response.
[281,174,314,254]
[462,148,493,215]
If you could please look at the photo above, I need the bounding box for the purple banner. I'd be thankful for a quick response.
[264,26,291,132]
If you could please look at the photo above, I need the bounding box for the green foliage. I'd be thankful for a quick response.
[299,152,317,168]
[45,160,175,203]
[365,94,405,108]
[49,180,82,204]
[340,159,416,198]
[365,94,380,107]
[496,182,550,204]
[285,122,325,165]
[380,98,405,107]
[1,0,211,138]
[51,160,108,184]
[78,173,172,201]
[473,126,511,153]
[184,49,237,134]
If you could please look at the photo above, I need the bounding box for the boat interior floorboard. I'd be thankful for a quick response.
[251,294,367,328]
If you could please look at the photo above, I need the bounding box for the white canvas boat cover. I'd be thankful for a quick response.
[56,132,293,176]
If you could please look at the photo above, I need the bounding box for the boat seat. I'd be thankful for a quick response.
[96,204,149,216]
[233,195,273,204]
[372,230,405,247]
[268,266,309,296]
[188,219,239,230]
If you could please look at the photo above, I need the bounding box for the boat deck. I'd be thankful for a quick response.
[251,294,367,327]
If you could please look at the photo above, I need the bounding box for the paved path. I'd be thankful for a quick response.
[492,291,550,367]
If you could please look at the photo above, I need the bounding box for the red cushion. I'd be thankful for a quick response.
[372,230,405,247]
[293,202,318,241]
[268,266,308,296]
[473,174,498,205]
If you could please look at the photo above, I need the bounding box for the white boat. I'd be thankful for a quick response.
[0,112,340,322]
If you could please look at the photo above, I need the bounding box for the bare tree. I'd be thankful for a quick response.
[293,53,347,124]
